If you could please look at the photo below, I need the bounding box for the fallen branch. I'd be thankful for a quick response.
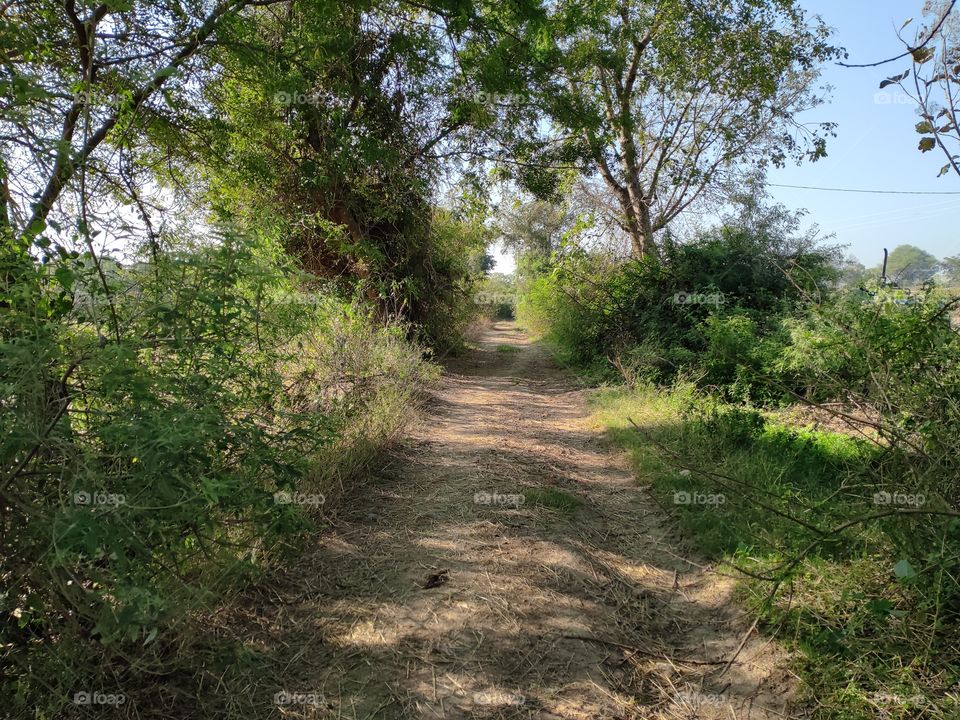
[559,634,726,666]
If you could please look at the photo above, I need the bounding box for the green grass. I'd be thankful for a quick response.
[589,383,960,720]
[523,487,581,514]
[496,344,520,353]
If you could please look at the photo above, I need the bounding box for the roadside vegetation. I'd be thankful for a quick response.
[518,193,960,717]
[3,0,958,717]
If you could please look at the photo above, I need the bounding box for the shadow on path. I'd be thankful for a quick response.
[241,322,797,719]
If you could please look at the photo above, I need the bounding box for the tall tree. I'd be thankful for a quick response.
[497,198,571,276]
[885,244,941,285]
[191,1,462,313]
[0,0,282,245]
[469,0,839,258]
[942,254,960,283]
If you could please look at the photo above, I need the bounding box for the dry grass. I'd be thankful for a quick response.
[192,322,799,719]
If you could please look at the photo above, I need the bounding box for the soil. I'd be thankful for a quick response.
[242,322,799,719]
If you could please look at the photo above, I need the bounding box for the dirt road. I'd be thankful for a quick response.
[251,322,797,719]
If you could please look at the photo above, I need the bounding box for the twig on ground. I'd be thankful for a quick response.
[559,633,726,666]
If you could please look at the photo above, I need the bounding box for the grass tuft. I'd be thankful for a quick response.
[523,487,581,513]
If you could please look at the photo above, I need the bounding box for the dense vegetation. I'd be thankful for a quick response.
[1,0,494,714]
[517,192,960,716]
[1,0,957,717]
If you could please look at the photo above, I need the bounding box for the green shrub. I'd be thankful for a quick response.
[493,302,515,320]
[519,223,835,394]
[0,229,433,717]
[407,209,493,353]
[596,382,960,717]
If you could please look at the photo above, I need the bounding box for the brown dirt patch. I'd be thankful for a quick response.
[242,322,799,719]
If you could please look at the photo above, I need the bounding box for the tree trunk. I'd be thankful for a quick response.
[587,127,656,259]
[622,202,644,258]
[0,159,9,233]
[620,195,654,259]
[636,201,655,258]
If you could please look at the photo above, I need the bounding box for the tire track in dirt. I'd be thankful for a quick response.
[250,322,798,719]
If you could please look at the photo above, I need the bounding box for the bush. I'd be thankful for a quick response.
[784,283,960,506]
[596,380,960,718]
[519,224,835,394]
[0,229,433,717]
[404,209,493,353]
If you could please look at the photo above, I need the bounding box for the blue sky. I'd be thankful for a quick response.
[767,0,960,267]
[493,0,960,272]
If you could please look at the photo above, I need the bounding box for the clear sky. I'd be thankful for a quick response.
[493,0,960,273]
[767,0,959,267]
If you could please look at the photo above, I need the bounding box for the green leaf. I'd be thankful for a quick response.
[54,265,74,291]
[879,70,909,89]
[919,137,936,152]
[938,164,951,177]
[867,598,894,616]
[25,218,46,238]
[894,559,917,579]
[915,120,935,134]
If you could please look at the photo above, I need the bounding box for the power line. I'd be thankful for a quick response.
[837,0,958,69]
[768,182,960,196]
[832,202,960,233]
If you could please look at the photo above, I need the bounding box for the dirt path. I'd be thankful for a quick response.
[250,323,797,719]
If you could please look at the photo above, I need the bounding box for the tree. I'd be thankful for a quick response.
[0,0,280,245]
[496,198,572,277]
[885,244,941,285]
[836,257,870,287]
[480,0,839,259]
[942,254,960,284]
[160,0,504,344]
